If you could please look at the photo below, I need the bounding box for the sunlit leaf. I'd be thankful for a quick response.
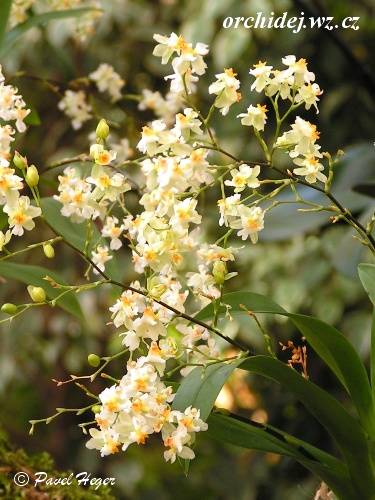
[172,358,244,420]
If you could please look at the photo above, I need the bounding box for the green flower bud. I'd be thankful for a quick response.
[1,303,18,315]
[88,353,101,367]
[13,151,27,170]
[91,404,101,414]
[27,285,46,303]
[212,261,227,285]
[43,243,55,259]
[25,165,39,187]
[96,119,110,140]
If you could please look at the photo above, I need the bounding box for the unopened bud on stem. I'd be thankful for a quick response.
[27,285,46,303]
[1,303,18,315]
[213,261,227,285]
[96,119,109,141]
[43,243,55,259]
[13,151,27,170]
[88,353,101,367]
[25,165,39,187]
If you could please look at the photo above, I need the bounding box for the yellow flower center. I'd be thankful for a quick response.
[14,212,26,225]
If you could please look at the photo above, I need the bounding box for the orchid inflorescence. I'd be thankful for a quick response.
[2,32,374,464]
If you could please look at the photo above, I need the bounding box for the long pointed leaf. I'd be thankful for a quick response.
[358,263,375,403]
[173,351,373,495]
[239,356,375,498]
[208,413,356,500]
[197,292,375,435]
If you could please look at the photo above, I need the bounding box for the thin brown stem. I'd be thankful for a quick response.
[42,218,247,352]
[198,144,375,253]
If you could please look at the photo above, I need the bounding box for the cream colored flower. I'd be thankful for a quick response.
[225,164,261,192]
[238,104,268,131]
[4,195,41,236]
[209,68,241,116]
[293,155,327,184]
[91,245,112,274]
[249,61,273,92]
[230,205,265,243]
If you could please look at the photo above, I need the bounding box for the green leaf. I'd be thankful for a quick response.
[0,0,12,50]
[292,314,374,434]
[197,292,375,436]
[172,358,244,420]
[1,7,101,56]
[208,413,356,500]
[359,263,375,306]
[241,356,375,497]
[239,356,366,455]
[358,264,375,402]
[0,262,83,320]
[41,197,88,252]
[40,197,122,281]
[172,346,359,495]
[172,347,370,494]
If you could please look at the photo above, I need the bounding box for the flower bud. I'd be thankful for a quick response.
[212,261,227,285]
[13,151,27,170]
[27,285,46,303]
[88,353,101,367]
[43,243,55,259]
[96,119,109,140]
[91,404,101,414]
[1,303,18,315]
[25,165,39,187]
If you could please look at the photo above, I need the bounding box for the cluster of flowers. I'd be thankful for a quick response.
[248,56,326,184]
[153,32,209,95]
[51,33,330,462]
[54,144,130,222]
[10,0,103,39]
[276,116,326,184]
[58,63,125,129]
[0,66,41,251]
[86,275,217,459]
[86,350,208,462]
[249,56,322,112]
